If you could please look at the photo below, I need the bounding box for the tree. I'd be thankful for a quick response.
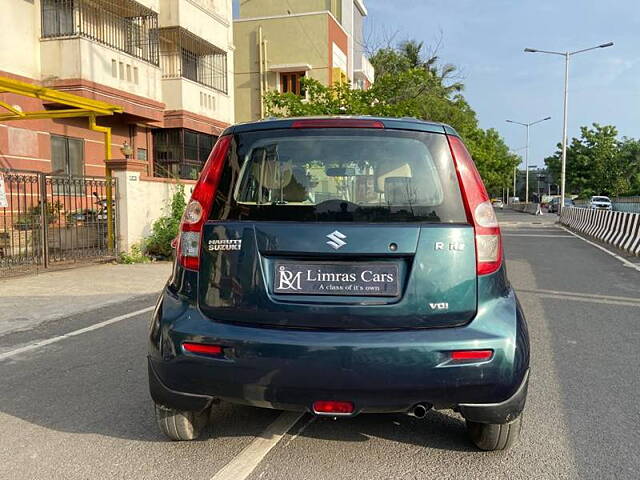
[544,124,640,198]
[264,39,517,196]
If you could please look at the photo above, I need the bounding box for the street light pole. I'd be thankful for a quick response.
[506,117,551,203]
[524,42,613,214]
[560,53,569,217]
[525,124,530,203]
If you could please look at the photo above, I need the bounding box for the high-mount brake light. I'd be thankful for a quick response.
[177,135,233,271]
[291,119,385,129]
[447,135,503,275]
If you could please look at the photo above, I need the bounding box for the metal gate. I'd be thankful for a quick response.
[0,169,117,278]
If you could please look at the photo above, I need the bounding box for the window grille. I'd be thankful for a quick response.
[159,27,228,94]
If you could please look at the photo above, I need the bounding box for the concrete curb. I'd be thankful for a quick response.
[560,207,640,256]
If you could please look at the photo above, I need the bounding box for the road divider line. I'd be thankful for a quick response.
[515,288,640,303]
[210,411,304,480]
[0,306,154,361]
[502,234,574,238]
[521,292,640,308]
[559,226,640,273]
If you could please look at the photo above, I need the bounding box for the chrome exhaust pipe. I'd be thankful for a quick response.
[409,403,430,418]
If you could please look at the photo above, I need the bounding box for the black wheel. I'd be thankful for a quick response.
[466,415,522,451]
[154,403,209,441]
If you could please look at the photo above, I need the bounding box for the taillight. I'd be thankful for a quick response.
[177,135,232,271]
[291,118,385,129]
[447,135,503,275]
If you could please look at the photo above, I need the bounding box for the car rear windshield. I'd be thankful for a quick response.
[593,196,610,202]
[209,128,467,223]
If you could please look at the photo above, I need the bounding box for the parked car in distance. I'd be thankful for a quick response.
[589,196,613,210]
[148,117,530,452]
[492,199,504,209]
[548,197,575,213]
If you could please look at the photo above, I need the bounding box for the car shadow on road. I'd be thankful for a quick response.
[1,348,473,453]
[294,410,475,452]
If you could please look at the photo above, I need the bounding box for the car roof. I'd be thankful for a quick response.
[222,116,459,136]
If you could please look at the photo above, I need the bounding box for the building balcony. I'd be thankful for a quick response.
[354,54,375,89]
[159,27,232,125]
[159,0,231,49]
[39,0,163,109]
[41,0,160,65]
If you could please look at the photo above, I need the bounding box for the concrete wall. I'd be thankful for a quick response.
[162,76,234,125]
[0,0,41,79]
[160,0,231,49]
[136,0,160,12]
[234,13,331,122]
[40,38,163,103]
[239,0,337,18]
[113,170,193,252]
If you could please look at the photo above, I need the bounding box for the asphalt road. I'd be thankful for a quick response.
[1,210,639,479]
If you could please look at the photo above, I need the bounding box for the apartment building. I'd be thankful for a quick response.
[233,0,374,123]
[0,0,234,181]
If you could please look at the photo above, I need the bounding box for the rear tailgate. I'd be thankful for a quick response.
[198,221,476,329]
[197,126,477,330]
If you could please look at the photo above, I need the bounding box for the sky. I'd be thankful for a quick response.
[364,0,640,168]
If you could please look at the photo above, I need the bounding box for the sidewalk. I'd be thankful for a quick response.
[0,262,172,337]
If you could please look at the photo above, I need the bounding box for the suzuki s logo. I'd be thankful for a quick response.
[326,230,347,250]
[277,265,302,291]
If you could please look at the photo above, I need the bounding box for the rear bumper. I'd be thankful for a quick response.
[148,284,529,422]
[149,356,529,424]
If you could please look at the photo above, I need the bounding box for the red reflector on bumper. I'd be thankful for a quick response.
[451,350,493,361]
[182,342,223,355]
[312,401,354,414]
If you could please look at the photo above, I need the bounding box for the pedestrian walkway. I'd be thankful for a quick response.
[0,262,171,336]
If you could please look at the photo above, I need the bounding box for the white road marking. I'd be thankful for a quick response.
[559,226,640,273]
[211,411,304,480]
[0,306,154,361]
[515,287,640,303]
[502,234,574,238]
[517,288,640,308]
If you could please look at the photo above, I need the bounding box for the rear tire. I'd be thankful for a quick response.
[466,415,522,451]
[154,403,209,441]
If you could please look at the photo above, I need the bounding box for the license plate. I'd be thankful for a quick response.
[274,263,399,297]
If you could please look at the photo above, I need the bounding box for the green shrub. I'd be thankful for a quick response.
[144,184,186,259]
[119,244,150,264]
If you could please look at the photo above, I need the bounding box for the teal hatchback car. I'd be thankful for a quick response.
[148,117,529,451]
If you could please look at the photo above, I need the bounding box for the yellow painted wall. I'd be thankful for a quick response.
[239,0,341,21]
[234,14,331,123]
[0,0,41,79]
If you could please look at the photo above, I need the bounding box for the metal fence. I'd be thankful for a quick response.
[612,196,640,213]
[0,170,117,278]
[573,196,640,213]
